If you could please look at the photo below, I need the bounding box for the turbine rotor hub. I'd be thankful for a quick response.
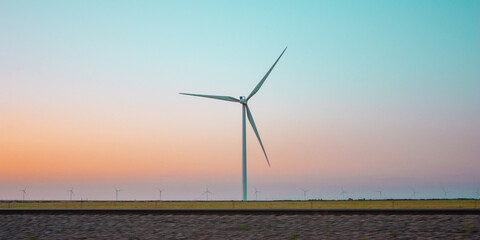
[239,96,247,104]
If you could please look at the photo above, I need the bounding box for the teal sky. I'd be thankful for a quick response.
[1,1,479,200]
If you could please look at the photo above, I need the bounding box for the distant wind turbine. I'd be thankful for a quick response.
[254,187,261,201]
[442,188,450,198]
[300,188,309,200]
[180,47,287,201]
[203,187,212,201]
[340,187,348,200]
[411,188,419,199]
[474,189,480,199]
[375,188,384,199]
[20,187,27,201]
[68,187,74,201]
[114,187,121,201]
[158,189,164,201]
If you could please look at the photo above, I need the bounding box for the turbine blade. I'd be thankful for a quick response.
[247,47,287,101]
[246,105,270,167]
[180,93,240,103]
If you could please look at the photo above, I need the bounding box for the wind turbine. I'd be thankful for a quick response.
[340,187,348,200]
[203,187,212,201]
[254,187,261,201]
[20,187,27,201]
[474,189,480,199]
[180,47,287,201]
[300,188,309,200]
[114,187,121,201]
[375,188,384,199]
[442,188,450,198]
[411,188,419,199]
[158,189,164,201]
[68,187,74,201]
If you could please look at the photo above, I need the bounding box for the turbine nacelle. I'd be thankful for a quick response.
[239,96,247,104]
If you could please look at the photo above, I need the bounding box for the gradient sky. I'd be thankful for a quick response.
[1,1,479,201]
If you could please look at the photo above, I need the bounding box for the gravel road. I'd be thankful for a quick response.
[1,214,479,239]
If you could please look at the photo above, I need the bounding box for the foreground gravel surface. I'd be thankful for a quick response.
[1,214,479,239]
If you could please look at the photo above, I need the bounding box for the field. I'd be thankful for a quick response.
[0,199,478,209]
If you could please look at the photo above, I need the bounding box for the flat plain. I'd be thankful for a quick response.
[3,213,480,239]
[2,200,479,239]
[0,199,478,209]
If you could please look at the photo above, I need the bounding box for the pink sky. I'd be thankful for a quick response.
[1,1,479,200]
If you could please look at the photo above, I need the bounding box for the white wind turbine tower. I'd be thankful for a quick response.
[20,187,27,201]
[340,187,348,200]
[158,189,164,201]
[68,187,74,201]
[114,187,121,201]
[203,187,212,201]
[254,187,261,201]
[300,188,309,200]
[181,47,287,201]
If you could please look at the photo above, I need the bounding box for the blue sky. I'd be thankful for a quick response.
[1,1,479,200]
